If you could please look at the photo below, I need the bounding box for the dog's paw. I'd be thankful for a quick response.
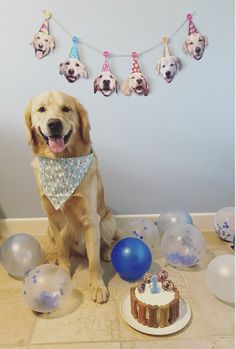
[91,281,109,303]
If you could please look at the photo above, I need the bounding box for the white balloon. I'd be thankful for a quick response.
[121,218,160,257]
[206,255,235,303]
[22,264,73,313]
[161,224,206,267]
[213,207,235,242]
[0,233,43,278]
[157,210,193,235]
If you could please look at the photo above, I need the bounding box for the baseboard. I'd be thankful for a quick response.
[0,213,215,238]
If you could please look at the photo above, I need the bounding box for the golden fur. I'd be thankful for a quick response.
[25,91,119,303]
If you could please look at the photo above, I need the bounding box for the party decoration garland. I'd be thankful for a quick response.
[156,37,182,83]
[59,36,88,82]
[94,51,120,96]
[121,52,149,96]
[183,13,208,60]
[32,11,208,94]
[32,10,55,60]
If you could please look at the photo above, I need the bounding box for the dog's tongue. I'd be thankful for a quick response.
[48,137,65,153]
[35,50,43,60]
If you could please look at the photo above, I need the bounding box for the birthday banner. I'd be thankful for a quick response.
[31,10,208,97]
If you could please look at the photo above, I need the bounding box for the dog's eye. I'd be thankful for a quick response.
[131,76,135,79]
[66,62,70,65]
[99,75,102,78]
[189,42,194,45]
[62,106,71,112]
[75,63,80,67]
[170,64,174,66]
[38,106,46,113]
[45,39,49,42]
[37,36,40,39]
[199,38,203,42]
[110,75,113,79]
[162,65,166,68]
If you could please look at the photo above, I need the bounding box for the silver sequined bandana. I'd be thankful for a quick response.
[39,153,93,210]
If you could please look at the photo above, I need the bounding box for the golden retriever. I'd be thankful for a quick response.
[25,91,120,303]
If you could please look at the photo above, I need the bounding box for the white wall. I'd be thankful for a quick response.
[0,0,234,218]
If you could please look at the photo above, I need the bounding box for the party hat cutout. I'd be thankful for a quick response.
[102,51,110,72]
[187,13,198,35]
[69,36,80,59]
[162,37,171,57]
[131,52,141,73]
[39,10,51,34]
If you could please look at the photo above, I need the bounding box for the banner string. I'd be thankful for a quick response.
[51,12,196,58]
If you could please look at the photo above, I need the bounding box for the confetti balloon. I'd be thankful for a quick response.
[206,255,235,303]
[121,218,160,257]
[0,233,43,278]
[157,209,193,235]
[213,207,235,242]
[22,264,73,313]
[111,237,152,281]
[161,224,206,267]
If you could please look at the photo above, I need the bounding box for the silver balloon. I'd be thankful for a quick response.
[161,223,206,267]
[22,264,73,313]
[121,218,160,258]
[0,233,43,278]
[206,255,235,303]
[213,207,235,242]
[157,209,193,235]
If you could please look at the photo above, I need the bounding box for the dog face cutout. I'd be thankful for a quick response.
[32,32,55,59]
[183,32,208,60]
[94,71,119,96]
[121,72,149,96]
[156,55,181,83]
[59,58,88,83]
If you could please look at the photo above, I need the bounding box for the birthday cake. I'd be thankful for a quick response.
[130,270,180,328]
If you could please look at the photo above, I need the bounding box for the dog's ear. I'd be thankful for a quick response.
[24,100,34,144]
[142,77,149,96]
[74,98,91,144]
[94,78,100,94]
[115,79,120,94]
[48,35,55,51]
[175,57,182,70]
[121,77,131,96]
[78,62,88,79]
[156,60,161,74]
[59,62,65,75]
[203,35,208,47]
[183,40,189,54]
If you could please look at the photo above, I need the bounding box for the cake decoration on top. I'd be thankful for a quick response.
[137,269,175,293]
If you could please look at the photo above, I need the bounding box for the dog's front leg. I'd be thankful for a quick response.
[85,218,109,303]
[42,195,71,274]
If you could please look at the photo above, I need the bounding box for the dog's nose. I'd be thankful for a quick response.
[68,69,75,75]
[136,78,142,84]
[103,80,110,86]
[47,119,63,134]
[165,71,171,77]
[38,43,43,49]
[195,47,201,54]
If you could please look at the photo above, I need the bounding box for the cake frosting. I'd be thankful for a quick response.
[130,270,180,328]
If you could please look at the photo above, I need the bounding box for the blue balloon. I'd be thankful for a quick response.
[111,237,152,282]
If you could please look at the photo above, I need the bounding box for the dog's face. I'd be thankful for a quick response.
[32,32,55,59]
[94,71,119,96]
[183,33,208,60]
[59,58,88,83]
[25,91,91,157]
[122,72,149,96]
[156,56,181,83]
